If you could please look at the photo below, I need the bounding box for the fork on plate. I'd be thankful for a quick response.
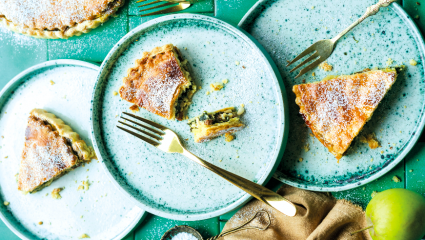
[287,0,396,78]
[117,112,297,217]
[137,0,194,17]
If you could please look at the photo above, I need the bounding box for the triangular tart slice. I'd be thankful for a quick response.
[293,68,399,160]
[18,109,95,193]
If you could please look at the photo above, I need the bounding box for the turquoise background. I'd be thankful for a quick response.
[0,0,425,239]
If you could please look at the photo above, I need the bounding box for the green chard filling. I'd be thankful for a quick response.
[188,108,239,131]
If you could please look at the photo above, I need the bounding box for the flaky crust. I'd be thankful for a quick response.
[119,44,192,120]
[0,0,124,39]
[30,109,94,161]
[293,69,397,160]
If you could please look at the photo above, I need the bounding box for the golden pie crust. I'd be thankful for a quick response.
[293,69,398,160]
[119,44,196,120]
[0,0,125,39]
[18,109,95,193]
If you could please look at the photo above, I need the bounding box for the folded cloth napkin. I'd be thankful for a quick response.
[220,184,372,240]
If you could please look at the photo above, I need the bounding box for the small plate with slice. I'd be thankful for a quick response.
[0,60,145,240]
[240,0,425,191]
[91,14,288,220]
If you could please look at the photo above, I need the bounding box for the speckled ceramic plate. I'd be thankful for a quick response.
[240,0,425,191]
[0,60,146,240]
[91,14,288,220]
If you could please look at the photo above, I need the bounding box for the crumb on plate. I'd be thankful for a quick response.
[319,62,333,71]
[51,188,64,199]
[210,82,224,91]
[225,133,234,142]
[129,104,139,113]
[410,59,417,66]
[392,175,401,183]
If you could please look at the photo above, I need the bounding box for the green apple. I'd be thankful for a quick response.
[365,188,425,240]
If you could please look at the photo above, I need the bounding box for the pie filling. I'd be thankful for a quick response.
[188,108,240,132]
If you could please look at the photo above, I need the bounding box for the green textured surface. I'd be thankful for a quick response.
[0,0,425,239]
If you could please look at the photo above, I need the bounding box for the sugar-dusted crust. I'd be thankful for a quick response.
[0,0,124,39]
[119,44,195,120]
[190,107,245,143]
[293,69,398,160]
[18,109,95,193]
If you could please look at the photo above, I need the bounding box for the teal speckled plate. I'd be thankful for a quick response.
[90,14,288,220]
[240,0,425,191]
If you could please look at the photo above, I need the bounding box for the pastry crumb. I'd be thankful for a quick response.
[38,221,43,225]
[113,91,118,96]
[319,62,333,71]
[51,188,63,199]
[410,59,417,66]
[312,72,315,76]
[235,61,240,65]
[77,185,84,191]
[222,79,229,84]
[4,156,7,159]
[360,133,380,149]
[392,175,401,183]
[409,169,413,173]
[79,234,90,239]
[83,180,90,191]
[3,201,9,206]
[237,106,245,115]
[50,80,55,85]
[371,191,379,198]
[299,158,303,162]
[206,91,210,95]
[225,133,235,142]
[303,143,310,152]
[129,104,139,113]
[210,82,224,91]
[219,159,222,162]
[386,58,394,66]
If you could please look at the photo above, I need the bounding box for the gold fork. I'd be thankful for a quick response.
[137,0,192,17]
[117,112,297,217]
[287,0,396,78]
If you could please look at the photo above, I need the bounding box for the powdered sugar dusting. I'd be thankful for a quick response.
[297,71,396,155]
[0,0,116,30]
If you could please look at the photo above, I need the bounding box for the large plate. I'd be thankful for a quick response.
[91,14,288,220]
[0,60,146,239]
[240,0,425,191]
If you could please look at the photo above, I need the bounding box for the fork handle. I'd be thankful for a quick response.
[182,149,297,217]
[331,0,396,43]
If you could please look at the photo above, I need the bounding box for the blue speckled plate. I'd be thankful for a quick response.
[0,60,145,240]
[240,0,425,191]
[91,14,288,220]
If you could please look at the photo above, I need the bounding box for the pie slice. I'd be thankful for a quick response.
[18,109,95,193]
[0,0,125,39]
[293,68,400,160]
[119,44,197,120]
[188,107,245,143]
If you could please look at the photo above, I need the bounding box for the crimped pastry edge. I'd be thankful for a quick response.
[0,0,125,39]
[30,109,95,161]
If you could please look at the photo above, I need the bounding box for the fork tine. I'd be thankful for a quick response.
[295,58,325,79]
[289,52,319,73]
[139,2,174,12]
[286,44,318,67]
[117,126,160,146]
[121,117,165,136]
[123,112,168,130]
[118,121,162,141]
[138,0,162,8]
[140,3,190,16]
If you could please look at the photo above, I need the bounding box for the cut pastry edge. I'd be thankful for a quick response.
[18,109,96,193]
[119,44,197,120]
[293,68,401,160]
[188,107,245,143]
[0,0,125,39]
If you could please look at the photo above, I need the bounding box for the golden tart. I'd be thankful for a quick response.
[0,0,125,39]
[18,109,95,193]
[188,107,245,143]
[119,44,197,121]
[293,68,399,160]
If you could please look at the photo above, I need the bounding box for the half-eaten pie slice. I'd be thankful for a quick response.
[188,107,245,143]
[119,44,197,120]
[18,109,95,194]
[293,68,400,160]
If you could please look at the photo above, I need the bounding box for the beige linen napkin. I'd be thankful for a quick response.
[219,184,372,240]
